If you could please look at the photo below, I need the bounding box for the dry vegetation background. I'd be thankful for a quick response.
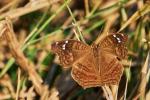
[0,0,150,100]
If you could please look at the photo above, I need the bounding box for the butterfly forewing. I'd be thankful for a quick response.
[51,40,90,68]
[99,33,128,60]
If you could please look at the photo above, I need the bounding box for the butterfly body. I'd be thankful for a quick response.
[51,33,127,88]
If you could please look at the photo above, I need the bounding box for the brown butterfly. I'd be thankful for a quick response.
[51,33,128,89]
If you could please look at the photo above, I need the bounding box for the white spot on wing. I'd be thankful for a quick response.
[116,37,122,43]
[56,42,58,45]
[62,44,66,50]
[121,34,124,36]
[113,34,116,37]
[118,40,121,43]
[116,37,120,41]
[65,40,68,43]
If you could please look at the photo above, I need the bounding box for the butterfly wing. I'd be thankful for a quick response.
[96,33,128,85]
[71,51,102,89]
[51,40,90,68]
[98,51,124,85]
[98,33,128,60]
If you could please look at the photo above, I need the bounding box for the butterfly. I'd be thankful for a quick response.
[51,33,128,89]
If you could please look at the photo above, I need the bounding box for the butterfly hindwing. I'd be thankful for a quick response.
[71,52,102,89]
[98,52,123,85]
[51,40,90,68]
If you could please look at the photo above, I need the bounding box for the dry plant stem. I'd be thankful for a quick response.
[0,0,17,13]
[124,61,132,100]
[118,3,150,32]
[0,94,11,100]
[111,85,118,100]
[40,85,49,100]
[133,92,144,100]
[84,0,89,16]
[87,1,102,17]
[102,86,110,100]
[133,22,141,44]
[10,0,20,9]
[102,86,114,100]
[27,86,35,99]
[16,68,21,100]
[0,75,16,99]
[0,0,60,20]
[146,89,150,100]
[137,52,149,99]
[0,20,43,95]
[104,86,114,100]
[146,51,150,83]
[124,78,128,100]
[73,28,80,41]
[62,11,78,29]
